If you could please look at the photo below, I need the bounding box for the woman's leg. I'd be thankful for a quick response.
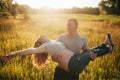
[69,44,110,74]
[90,43,110,57]
[89,33,114,57]
[69,33,114,74]
[69,51,91,74]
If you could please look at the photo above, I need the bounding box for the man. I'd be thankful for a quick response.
[54,18,88,80]
[34,18,96,80]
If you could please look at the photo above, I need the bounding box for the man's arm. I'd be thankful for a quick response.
[81,37,88,53]
[81,37,97,60]
[57,34,63,42]
[82,48,87,53]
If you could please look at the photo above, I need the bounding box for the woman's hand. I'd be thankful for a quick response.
[0,55,11,66]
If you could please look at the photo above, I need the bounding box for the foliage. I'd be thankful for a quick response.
[32,7,100,15]
[0,0,13,16]
[0,0,31,19]
[99,0,120,15]
[0,11,11,18]
[0,14,120,80]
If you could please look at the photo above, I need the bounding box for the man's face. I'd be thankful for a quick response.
[67,20,77,33]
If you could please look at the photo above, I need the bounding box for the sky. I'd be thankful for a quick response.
[14,0,101,9]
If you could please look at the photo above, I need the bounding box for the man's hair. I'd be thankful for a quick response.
[68,18,78,27]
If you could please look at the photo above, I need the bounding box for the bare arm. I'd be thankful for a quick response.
[0,45,46,65]
[81,37,88,53]
[7,45,46,58]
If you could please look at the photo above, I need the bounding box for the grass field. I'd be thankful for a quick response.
[0,14,120,80]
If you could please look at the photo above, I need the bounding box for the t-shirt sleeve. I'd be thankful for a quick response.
[82,37,87,50]
[42,43,48,51]
[57,34,63,42]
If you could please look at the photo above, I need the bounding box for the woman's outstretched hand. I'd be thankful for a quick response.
[0,55,11,67]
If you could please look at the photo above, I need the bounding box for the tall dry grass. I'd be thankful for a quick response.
[0,14,120,80]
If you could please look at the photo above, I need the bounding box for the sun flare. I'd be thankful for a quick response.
[15,0,101,9]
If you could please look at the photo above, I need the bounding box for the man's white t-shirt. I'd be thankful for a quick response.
[57,33,87,54]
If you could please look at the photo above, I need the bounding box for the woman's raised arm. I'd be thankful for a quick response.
[0,44,46,66]
[7,45,46,57]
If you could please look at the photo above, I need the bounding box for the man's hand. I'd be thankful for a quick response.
[90,52,97,61]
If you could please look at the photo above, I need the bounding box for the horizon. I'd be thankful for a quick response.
[14,0,101,9]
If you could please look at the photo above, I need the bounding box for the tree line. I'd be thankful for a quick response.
[0,0,31,19]
[0,0,120,18]
[32,7,100,15]
[99,0,120,15]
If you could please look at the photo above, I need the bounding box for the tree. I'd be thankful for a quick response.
[12,3,19,18]
[0,0,31,19]
[0,0,13,17]
[0,0,13,12]
[99,0,120,15]
[0,0,7,11]
[18,5,31,19]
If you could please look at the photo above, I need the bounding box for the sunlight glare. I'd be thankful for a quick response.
[15,0,101,9]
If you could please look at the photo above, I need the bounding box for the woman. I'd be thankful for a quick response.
[0,33,114,74]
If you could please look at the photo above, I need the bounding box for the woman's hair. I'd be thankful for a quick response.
[32,38,48,68]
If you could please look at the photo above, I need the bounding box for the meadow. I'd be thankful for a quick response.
[0,14,120,80]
